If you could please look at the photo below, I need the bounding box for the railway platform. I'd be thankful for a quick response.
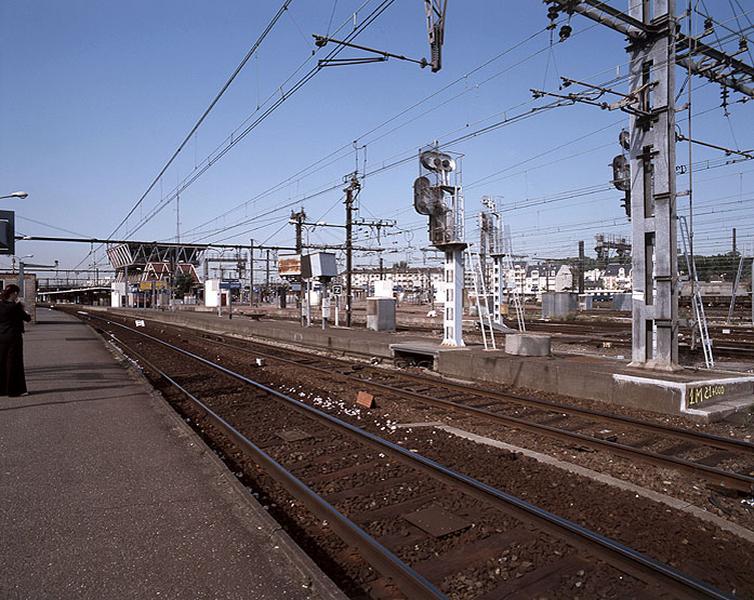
[0,308,344,600]
[95,306,754,422]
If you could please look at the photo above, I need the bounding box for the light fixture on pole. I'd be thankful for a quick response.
[0,191,29,200]
[14,254,34,294]
[18,258,57,301]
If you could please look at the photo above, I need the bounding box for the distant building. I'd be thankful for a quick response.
[348,265,443,292]
[554,265,574,292]
[602,264,632,291]
[504,263,527,294]
[501,263,574,299]
[583,268,603,283]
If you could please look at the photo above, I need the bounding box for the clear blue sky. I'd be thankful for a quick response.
[1,1,752,274]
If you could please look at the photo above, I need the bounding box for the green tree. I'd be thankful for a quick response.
[174,272,195,299]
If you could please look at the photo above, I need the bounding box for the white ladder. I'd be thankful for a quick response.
[502,225,526,332]
[468,250,496,350]
[679,216,713,368]
[727,253,745,324]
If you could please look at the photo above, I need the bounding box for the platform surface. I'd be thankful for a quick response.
[0,308,343,600]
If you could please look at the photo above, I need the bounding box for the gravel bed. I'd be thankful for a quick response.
[107,325,651,598]
[98,315,754,597]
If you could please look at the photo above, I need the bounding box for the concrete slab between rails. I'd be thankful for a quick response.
[86,307,754,421]
[395,422,754,545]
[435,346,754,422]
[504,333,551,357]
[613,373,754,422]
[390,341,472,369]
[0,307,346,600]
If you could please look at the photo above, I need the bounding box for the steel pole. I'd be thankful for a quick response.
[18,261,24,300]
[249,239,254,306]
[345,186,354,327]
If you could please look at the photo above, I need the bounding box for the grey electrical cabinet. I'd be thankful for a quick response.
[301,252,337,279]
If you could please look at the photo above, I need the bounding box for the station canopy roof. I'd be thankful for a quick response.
[106,242,205,270]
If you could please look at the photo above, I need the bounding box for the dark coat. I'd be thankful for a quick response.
[0,300,30,396]
[0,300,31,339]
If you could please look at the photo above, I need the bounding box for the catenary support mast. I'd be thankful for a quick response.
[628,0,679,369]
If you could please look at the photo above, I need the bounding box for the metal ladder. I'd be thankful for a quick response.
[468,250,496,350]
[679,216,714,368]
[727,254,745,324]
[502,225,526,332]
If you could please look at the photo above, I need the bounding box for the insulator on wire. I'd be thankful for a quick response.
[720,85,730,115]
[704,17,713,32]
[547,5,559,30]
[559,24,572,42]
[739,37,748,53]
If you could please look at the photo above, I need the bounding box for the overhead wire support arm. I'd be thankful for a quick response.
[530,84,652,118]
[545,0,646,38]
[547,0,754,100]
[675,34,754,80]
[580,0,654,33]
[317,57,388,67]
[678,57,754,99]
[675,133,754,160]
[312,34,429,68]
[561,76,651,101]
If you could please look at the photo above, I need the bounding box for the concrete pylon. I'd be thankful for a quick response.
[628,0,680,371]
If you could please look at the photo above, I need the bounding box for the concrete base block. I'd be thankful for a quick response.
[613,373,754,422]
[505,334,551,357]
[541,292,578,319]
[612,292,632,311]
[366,297,396,332]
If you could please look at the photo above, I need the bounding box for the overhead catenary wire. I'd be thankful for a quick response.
[108,0,296,243]
[179,16,752,249]
[178,18,618,246]
[77,0,388,269]
[180,21,566,242]
[120,0,397,243]
[82,4,753,271]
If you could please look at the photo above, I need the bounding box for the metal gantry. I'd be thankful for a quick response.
[543,0,754,371]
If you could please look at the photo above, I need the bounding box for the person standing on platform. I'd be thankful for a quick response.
[0,284,31,397]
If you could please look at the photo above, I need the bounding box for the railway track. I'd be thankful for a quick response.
[233,310,754,359]
[201,338,754,492]
[523,321,754,359]
[78,309,735,599]
[87,310,754,494]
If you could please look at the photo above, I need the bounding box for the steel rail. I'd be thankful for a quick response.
[85,312,732,600]
[152,326,754,485]
[241,338,754,454]
[154,323,751,456]
[90,310,754,489]
[104,331,446,600]
[342,377,754,493]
